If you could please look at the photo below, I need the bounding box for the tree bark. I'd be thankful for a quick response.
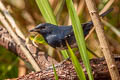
[17,57,120,80]
[0,26,57,70]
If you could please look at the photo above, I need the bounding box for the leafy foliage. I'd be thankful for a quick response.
[0,46,18,79]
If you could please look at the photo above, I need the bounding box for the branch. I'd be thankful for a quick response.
[84,0,120,80]
[85,0,114,40]
[102,19,120,37]
[99,0,114,14]
[17,57,120,80]
[0,12,41,71]
[0,1,43,71]
[0,25,57,70]
[0,1,25,39]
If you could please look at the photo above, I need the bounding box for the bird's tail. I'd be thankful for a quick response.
[99,8,113,18]
[83,8,113,37]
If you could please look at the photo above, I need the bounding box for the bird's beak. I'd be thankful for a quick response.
[29,29,35,32]
[29,28,39,32]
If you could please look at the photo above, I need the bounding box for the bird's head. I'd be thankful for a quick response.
[30,23,56,35]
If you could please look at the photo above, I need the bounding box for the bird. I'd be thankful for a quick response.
[30,8,113,50]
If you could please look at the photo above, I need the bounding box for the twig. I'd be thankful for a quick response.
[54,0,65,21]
[100,0,114,14]
[77,0,85,15]
[49,0,58,8]
[0,1,25,40]
[85,27,95,40]
[84,0,120,80]
[0,12,41,71]
[102,19,120,37]
[0,25,58,69]
[64,0,78,25]
[21,10,35,25]
[85,0,114,40]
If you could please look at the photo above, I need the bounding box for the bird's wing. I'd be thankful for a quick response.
[57,26,74,40]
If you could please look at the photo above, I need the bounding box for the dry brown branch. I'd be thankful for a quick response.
[85,27,95,40]
[84,0,120,80]
[0,15,58,71]
[49,0,58,8]
[17,57,120,80]
[54,0,65,22]
[100,0,114,14]
[0,1,25,40]
[0,12,41,71]
[77,0,85,15]
[0,25,58,69]
[64,0,79,25]
[21,10,35,25]
[102,19,120,37]
[0,1,43,71]
[85,0,114,40]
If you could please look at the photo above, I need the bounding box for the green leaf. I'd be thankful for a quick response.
[53,64,59,80]
[66,0,94,80]
[66,42,86,80]
[61,50,69,59]
[36,0,57,25]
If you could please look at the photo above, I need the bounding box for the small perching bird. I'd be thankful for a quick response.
[30,8,113,50]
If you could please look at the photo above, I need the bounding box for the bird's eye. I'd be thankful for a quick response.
[40,26,45,29]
